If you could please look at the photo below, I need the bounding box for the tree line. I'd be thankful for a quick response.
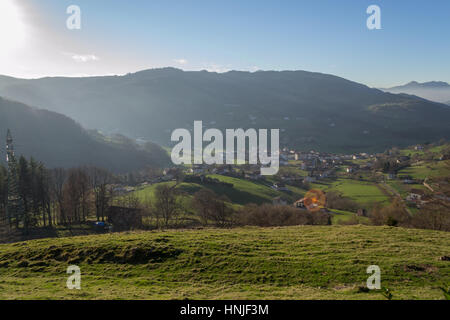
[136,183,332,230]
[0,157,116,233]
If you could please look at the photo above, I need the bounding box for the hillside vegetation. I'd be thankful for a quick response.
[1,69,449,152]
[0,97,169,172]
[0,225,448,300]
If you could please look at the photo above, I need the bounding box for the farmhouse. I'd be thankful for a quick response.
[272,196,289,206]
[294,197,330,213]
[294,198,306,208]
[406,189,425,202]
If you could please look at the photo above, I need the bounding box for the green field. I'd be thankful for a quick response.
[129,177,378,226]
[0,225,448,300]
[330,180,389,204]
[399,145,447,157]
[134,176,392,209]
[133,175,303,207]
[311,178,390,207]
[207,174,284,204]
[386,180,426,198]
[131,175,392,225]
[398,161,450,180]
[329,209,369,224]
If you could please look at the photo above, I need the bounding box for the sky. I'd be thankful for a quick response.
[1,0,449,87]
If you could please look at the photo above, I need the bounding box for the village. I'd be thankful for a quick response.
[112,142,450,217]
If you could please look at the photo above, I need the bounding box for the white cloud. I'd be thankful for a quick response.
[71,54,100,63]
[173,58,188,65]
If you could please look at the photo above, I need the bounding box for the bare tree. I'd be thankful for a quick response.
[209,195,233,227]
[50,168,67,224]
[87,167,114,222]
[192,189,217,226]
[153,184,181,228]
[63,168,91,224]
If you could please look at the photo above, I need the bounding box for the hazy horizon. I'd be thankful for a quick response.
[1,0,450,88]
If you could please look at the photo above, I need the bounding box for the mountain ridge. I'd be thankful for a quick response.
[0,69,449,153]
[381,80,450,103]
[386,80,450,89]
[0,97,169,172]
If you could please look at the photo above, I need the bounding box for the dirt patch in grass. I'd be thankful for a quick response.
[2,242,183,267]
[404,264,438,274]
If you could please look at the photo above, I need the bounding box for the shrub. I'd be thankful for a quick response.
[369,199,410,227]
[410,204,450,231]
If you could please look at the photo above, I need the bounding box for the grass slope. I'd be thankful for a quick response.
[133,175,302,207]
[207,174,296,204]
[311,178,390,207]
[398,161,450,180]
[329,209,369,224]
[0,225,448,300]
[330,179,390,205]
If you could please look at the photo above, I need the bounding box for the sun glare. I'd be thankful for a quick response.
[0,0,26,57]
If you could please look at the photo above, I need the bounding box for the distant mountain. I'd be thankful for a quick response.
[0,69,449,153]
[382,81,450,103]
[0,97,169,172]
[392,81,450,89]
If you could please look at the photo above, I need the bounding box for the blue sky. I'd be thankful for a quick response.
[2,0,450,87]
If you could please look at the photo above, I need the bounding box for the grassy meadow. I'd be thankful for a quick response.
[0,225,448,300]
[132,174,304,207]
